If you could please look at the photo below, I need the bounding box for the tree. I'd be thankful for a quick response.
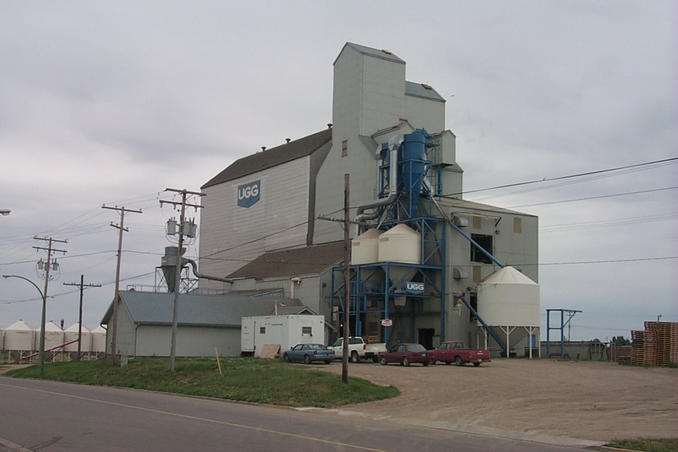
[611,336,631,346]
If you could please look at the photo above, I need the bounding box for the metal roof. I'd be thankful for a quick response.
[101,290,302,328]
[202,129,332,189]
[437,197,537,217]
[405,81,445,102]
[335,42,405,65]
[228,241,344,279]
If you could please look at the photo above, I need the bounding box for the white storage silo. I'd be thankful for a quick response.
[477,266,540,358]
[37,321,65,351]
[64,323,91,353]
[0,328,4,350]
[91,325,106,353]
[477,266,540,327]
[4,320,35,351]
[378,223,420,285]
[351,228,382,265]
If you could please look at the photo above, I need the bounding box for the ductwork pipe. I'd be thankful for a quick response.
[355,136,403,231]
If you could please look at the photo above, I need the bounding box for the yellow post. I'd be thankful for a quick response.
[214,347,223,375]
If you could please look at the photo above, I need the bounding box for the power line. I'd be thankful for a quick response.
[507,186,678,209]
[444,156,678,198]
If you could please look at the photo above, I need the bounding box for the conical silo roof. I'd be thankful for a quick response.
[6,320,33,331]
[65,323,90,333]
[479,266,537,285]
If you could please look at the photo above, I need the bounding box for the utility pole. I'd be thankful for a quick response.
[33,236,67,376]
[102,204,142,365]
[64,275,101,360]
[160,188,204,372]
[342,173,351,384]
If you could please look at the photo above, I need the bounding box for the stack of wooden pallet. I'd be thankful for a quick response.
[631,330,645,365]
[631,322,678,366]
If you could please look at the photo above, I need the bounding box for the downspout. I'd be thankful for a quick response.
[355,136,403,231]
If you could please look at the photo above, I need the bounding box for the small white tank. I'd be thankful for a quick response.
[379,223,421,284]
[4,320,35,351]
[91,325,107,353]
[351,229,382,265]
[64,323,92,352]
[378,223,420,264]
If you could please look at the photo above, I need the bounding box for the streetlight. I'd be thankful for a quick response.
[2,274,47,377]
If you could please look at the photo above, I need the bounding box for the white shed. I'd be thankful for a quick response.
[64,323,91,352]
[91,326,106,353]
[4,320,35,351]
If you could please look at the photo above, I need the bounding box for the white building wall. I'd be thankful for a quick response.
[136,325,241,357]
[200,156,311,282]
[107,303,136,356]
[403,94,445,134]
[360,56,406,135]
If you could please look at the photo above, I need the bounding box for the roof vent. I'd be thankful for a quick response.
[421,83,432,90]
[286,138,291,143]
[381,49,393,55]
[327,123,333,129]
[261,146,266,151]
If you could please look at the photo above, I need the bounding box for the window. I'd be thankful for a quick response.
[349,337,362,345]
[513,217,522,233]
[302,326,312,335]
[470,234,493,264]
[469,293,478,322]
[259,327,266,334]
[332,338,343,347]
[341,139,348,158]
[293,344,302,351]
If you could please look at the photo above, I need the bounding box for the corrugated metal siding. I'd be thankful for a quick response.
[199,156,311,281]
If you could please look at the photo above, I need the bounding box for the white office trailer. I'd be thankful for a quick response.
[196,43,540,357]
[241,315,326,357]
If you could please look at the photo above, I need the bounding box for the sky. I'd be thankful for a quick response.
[1,1,676,342]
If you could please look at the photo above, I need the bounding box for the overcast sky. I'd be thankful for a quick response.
[1,1,676,342]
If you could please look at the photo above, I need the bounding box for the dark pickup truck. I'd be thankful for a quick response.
[429,341,490,366]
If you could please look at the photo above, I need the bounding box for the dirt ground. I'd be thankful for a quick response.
[315,359,678,442]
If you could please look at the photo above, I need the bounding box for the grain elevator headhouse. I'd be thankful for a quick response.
[199,43,539,357]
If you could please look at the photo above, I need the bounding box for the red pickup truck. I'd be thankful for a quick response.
[429,341,490,366]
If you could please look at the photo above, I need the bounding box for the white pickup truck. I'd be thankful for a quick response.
[330,337,387,363]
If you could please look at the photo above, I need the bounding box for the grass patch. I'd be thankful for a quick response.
[606,438,678,451]
[6,358,399,408]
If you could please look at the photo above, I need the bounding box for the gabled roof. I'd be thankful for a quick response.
[102,290,302,328]
[228,241,344,279]
[405,81,445,102]
[202,129,332,189]
[334,42,405,65]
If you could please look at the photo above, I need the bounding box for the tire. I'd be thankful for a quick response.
[350,351,360,363]
[372,356,379,363]
[445,361,451,365]
[303,354,311,365]
[380,357,387,365]
[455,356,463,366]
[324,360,332,365]
[283,354,290,363]
[473,362,481,367]
[402,357,410,367]
[423,361,429,367]
[429,360,436,366]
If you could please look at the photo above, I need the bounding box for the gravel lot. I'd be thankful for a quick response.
[315,358,678,441]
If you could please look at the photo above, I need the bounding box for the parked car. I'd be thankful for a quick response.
[378,343,431,366]
[282,343,335,364]
[429,341,491,366]
[330,337,387,363]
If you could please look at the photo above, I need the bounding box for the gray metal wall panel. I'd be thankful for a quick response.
[199,156,311,283]
[136,325,241,357]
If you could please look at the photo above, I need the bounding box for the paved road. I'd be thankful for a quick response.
[0,377,587,451]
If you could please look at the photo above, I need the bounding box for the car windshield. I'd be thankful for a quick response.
[408,344,426,352]
[332,338,342,347]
